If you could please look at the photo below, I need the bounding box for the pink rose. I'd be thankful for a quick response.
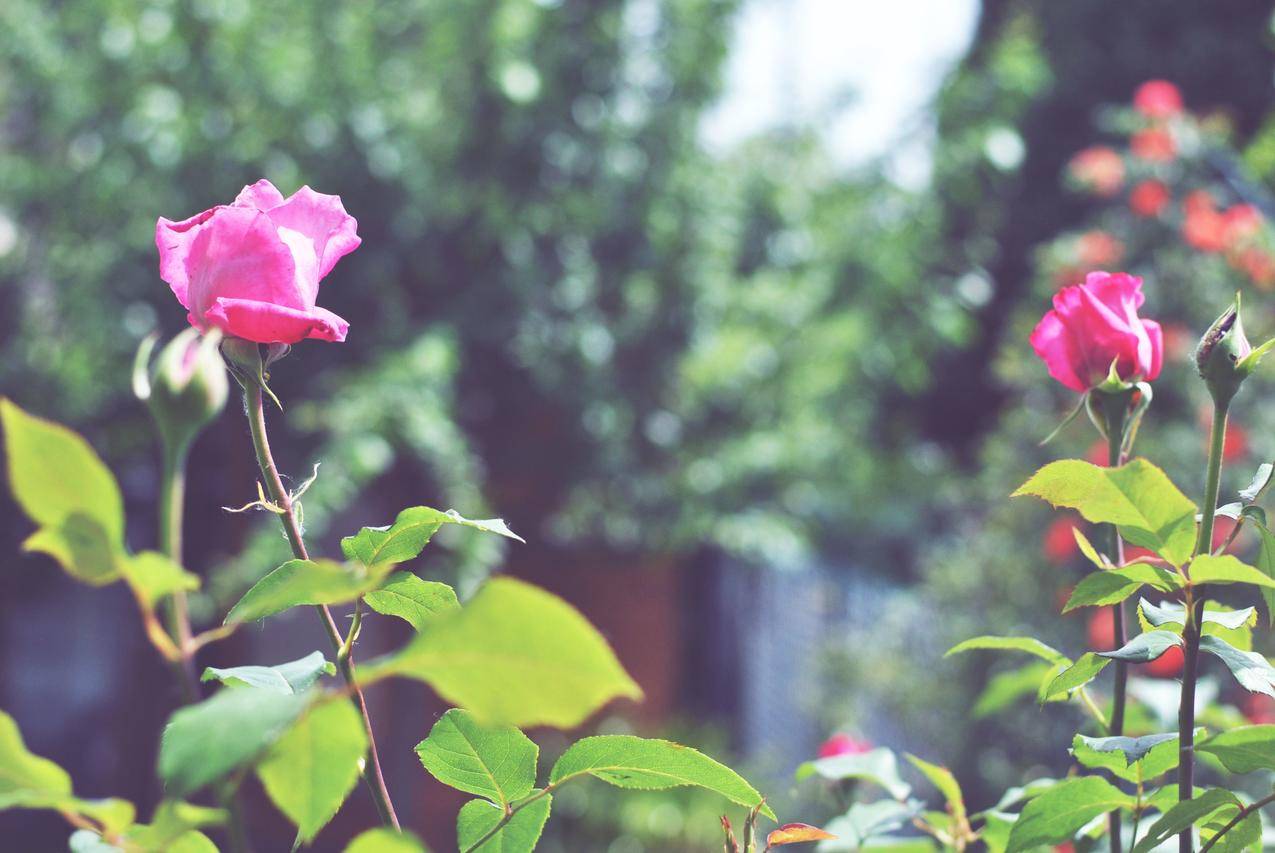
[1029,272,1163,393]
[156,179,360,344]
[817,733,871,759]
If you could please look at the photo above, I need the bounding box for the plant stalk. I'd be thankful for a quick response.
[242,383,401,831]
[159,440,199,702]
[1179,401,1229,853]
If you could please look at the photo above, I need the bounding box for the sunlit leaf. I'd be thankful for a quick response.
[1005,776,1133,852]
[457,794,551,853]
[364,572,460,631]
[342,506,523,568]
[415,709,537,806]
[225,559,386,623]
[201,651,335,694]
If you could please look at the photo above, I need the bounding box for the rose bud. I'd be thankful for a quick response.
[817,733,871,759]
[156,179,360,344]
[1195,295,1274,406]
[133,327,229,453]
[1030,272,1163,394]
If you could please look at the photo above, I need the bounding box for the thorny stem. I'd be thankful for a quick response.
[242,383,401,831]
[1180,402,1230,853]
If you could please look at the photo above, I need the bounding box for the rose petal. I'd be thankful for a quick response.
[182,207,306,323]
[266,185,362,279]
[1030,309,1089,392]
[205,298,349,344]
[156,206,224,309]
[233,179,287,211]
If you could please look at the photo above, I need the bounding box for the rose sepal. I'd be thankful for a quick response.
[220,338,284,410]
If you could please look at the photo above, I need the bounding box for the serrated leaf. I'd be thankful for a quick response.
[362,577,641,728]
[1097,631,1182,663]
[1131,789,1241,853]
[905,754,964,825]
[1197,725,1275,773]
[1200,635,1275,696]
[415,709,537,806]
[158,688,311,797]
[1043,653,1111,701]
[122,552,200,610]
[342,506,524,567]
[944,636,1068,664]
[256,698,368,843]
[1140,599,1256,630]
[1240,464,1273,502]
[766,823,837,847]
[202,651,335,695]
[364,572,460,631]
[1071,733,1184,782]
[344,829,429,853]
[1014,459,1197,566]
[549,735,773,819]
[1073,527,1110,568]
[1189,555,1275,589]
[1,399,126,579]
[1005,776,1134,852]
[793,747,911,799]
[1063,564,1181,611]
[457,794,551,853]
[224,559,386,623]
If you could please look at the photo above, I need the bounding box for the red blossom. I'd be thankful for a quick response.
[1131,128,1176,162]
[1068,146,1125,197]
[1043,516,1082,564]
[1133,80,1184,119]
[1077,231,1124,267]
[1129,180,1170,218]
[818,733,871,759]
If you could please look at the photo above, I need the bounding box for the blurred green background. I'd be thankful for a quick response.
[6,0,1275,850]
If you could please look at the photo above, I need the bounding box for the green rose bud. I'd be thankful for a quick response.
[1194,295,1275,407]
[133,328,229,453]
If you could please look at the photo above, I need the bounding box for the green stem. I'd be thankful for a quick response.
[242,383,400,831]
[159,441,198,702]
[1179,402,1229,853]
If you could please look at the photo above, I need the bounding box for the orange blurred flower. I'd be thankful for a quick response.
[1131,128,1175,162]
[1133,80,1184,119]
[1129,180,1171,218]
[1077,231,1124,267]
[1043,516,1082,564]
[1068,146,1124,196]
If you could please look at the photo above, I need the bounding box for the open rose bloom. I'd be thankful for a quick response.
[157,179,360,344]
[1030,272,1163,392]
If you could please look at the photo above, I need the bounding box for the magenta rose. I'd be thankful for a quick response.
[1030,271,1163,393]
[156,179,360,344]
[817,733,871,759]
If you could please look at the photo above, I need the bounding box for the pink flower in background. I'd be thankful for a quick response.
[1030,272,1164,393]
[1068,146,1125,197]
[156,179,360,344]
[1131,127,1175,162]
[1129,180,1170,218]
[1042,515,1081,564]
[1133,80,1183,119]
[1077,231,1124,268]
[818,733,871,759]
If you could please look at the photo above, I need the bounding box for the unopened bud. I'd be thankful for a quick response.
[134,328,229,453]
[1196,296,1255,407]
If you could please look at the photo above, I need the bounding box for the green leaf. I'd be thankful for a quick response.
[415,709,537,806]
[821,800,925,849]
[201,651,335,694]
[1197,725,1275,773]
[549,734,774,819]
[158,688,311,797]
[457,794,551,853]
[1131,789,1240,853]
[124,800,228,851]
[345,829,429,853]
[1,398,125,557]
[1097,631,1182,663]
[1063,565,1181,611]
[1140,598,1257,631]
[1255,525,1275,626]
[122,552,200,610]
[362,577,641,728]
[1005,776,1134,852]
[794,747,911,800]
[1014,459,1197,566]
[21,513,121,585]
[974,663,1055,717]
[1043,653,1111,701]
[1073,527,1110,568]
[225,559,386,623]
[342,506,524,567]
[1200,635,1275,696]
[0,709,72,809]
[364,572,460,631]
[1189,554,1275,589]
[256,698,368,843]
[1204,810,1260,853]
[944,636,1068,664]
[905,755,964,825]
[1070,733,1184,782]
